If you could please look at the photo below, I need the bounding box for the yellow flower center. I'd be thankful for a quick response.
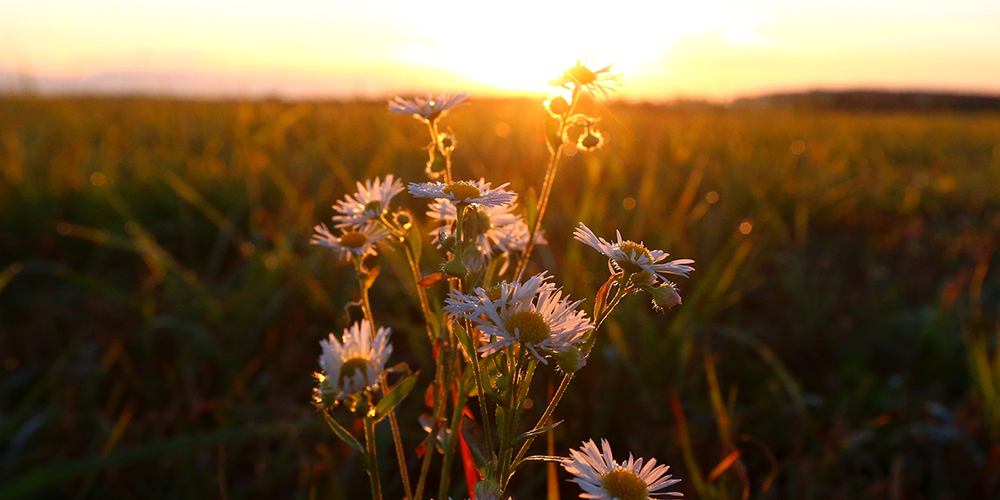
[338,231,369,249]
[485,285,503,302]
[442,181,482,202]
[601,468,648,500]
[507,310,550,345]
[617,241,652,274]
[338,357,375,387]
[566,65,597,86]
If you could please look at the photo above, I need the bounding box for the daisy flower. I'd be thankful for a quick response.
[331,175,404,229]
[408,179,516,208]
[445,272,555,319]
[311,222,389,262]
[472,284,593,364]
[549,57,622,99]
[573,223,694,281]
[563,439,682,500]
[316,320,393,401]
[389,92,469,123]
[427,198,545,258]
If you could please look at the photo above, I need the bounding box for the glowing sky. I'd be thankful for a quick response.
[1,0,998,100]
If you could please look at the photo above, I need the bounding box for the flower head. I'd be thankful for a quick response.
[408,180,516,208]
[471,282,593,364]
[563,439,682,500]
[311,222,389,262]
[332,175,405,229]
[316,320,392,401]
[573,222,694,282]
[389,92,469,123]
[549,57,622,99]
[445,272,555,319]
[427,196,545,259]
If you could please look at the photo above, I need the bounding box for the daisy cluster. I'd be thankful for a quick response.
[308,60,695,500]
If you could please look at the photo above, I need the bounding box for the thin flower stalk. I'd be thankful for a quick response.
[363,415,383,500]
[353,257,414,500]
[515,87,582,278]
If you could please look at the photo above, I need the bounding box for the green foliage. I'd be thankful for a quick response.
[0,96,998,498]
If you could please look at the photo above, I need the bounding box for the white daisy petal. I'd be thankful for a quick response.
[311,222,389,262]
[389,92,469,122]
[574,222,695,284]
[331,175,404,229]
[316,320,392,401]
[408,179,516,208]
[562,439,683,500]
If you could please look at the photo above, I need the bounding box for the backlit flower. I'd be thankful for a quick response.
[445,272,555,319]
[408,180,516,208]
[427,197,545,258]
[573,223,694,281]
[332,175,405,229]
[316,320,392,401]
[472,284,593,364]
[389,92,469,123]
[549,57,622,99]
[311,222,389,262]
[563,439,682,500]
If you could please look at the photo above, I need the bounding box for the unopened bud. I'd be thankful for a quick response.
[545,95,570,116]
[462,245,485,271]
[314,377,337,409]
[443,257,468,278]
[473,479,504,500]
[553,346,587,374]
[631,270,655,286]
[393,210,413,230]
[645,283,682,311]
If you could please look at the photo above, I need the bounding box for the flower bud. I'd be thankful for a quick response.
[461,245,485,271]
[473,479,504,500]
[631,270,655,286]
[313,377,337,409]
[443,256,468,278]
[553,346,587,374]
[545,95,570,116]
[393,210,413,230]
[645,283,682,311]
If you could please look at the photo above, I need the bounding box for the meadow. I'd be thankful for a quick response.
[1,95,999,499]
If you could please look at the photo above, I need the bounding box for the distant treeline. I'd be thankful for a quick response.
[732,90,1000,112]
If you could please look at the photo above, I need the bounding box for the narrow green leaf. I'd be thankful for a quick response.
[524,186,539,230]
[515,455,566,471]
[460,414,491,469]
[322,411,364,454]
[374,372,419,422]
[453,323,476,362]
[514,420,563,445]
[363,265,380,291]
[408,223,422,265]
[594,275,616,320]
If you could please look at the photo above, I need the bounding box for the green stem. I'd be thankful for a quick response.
[355,258,413,500]
[437,351,468,500]
[414,340,447,500]
[512,279,627,468]
[465,319,495,460]
[364,416,383,500]
[514,88,581,278]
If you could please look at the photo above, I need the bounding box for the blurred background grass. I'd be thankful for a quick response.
[1,96,999,499]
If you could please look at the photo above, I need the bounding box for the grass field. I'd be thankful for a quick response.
[2,95,999,499]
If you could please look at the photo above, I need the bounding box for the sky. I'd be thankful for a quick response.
[1,0,999,101]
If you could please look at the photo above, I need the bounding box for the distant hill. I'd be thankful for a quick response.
[732,90,1000,112]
